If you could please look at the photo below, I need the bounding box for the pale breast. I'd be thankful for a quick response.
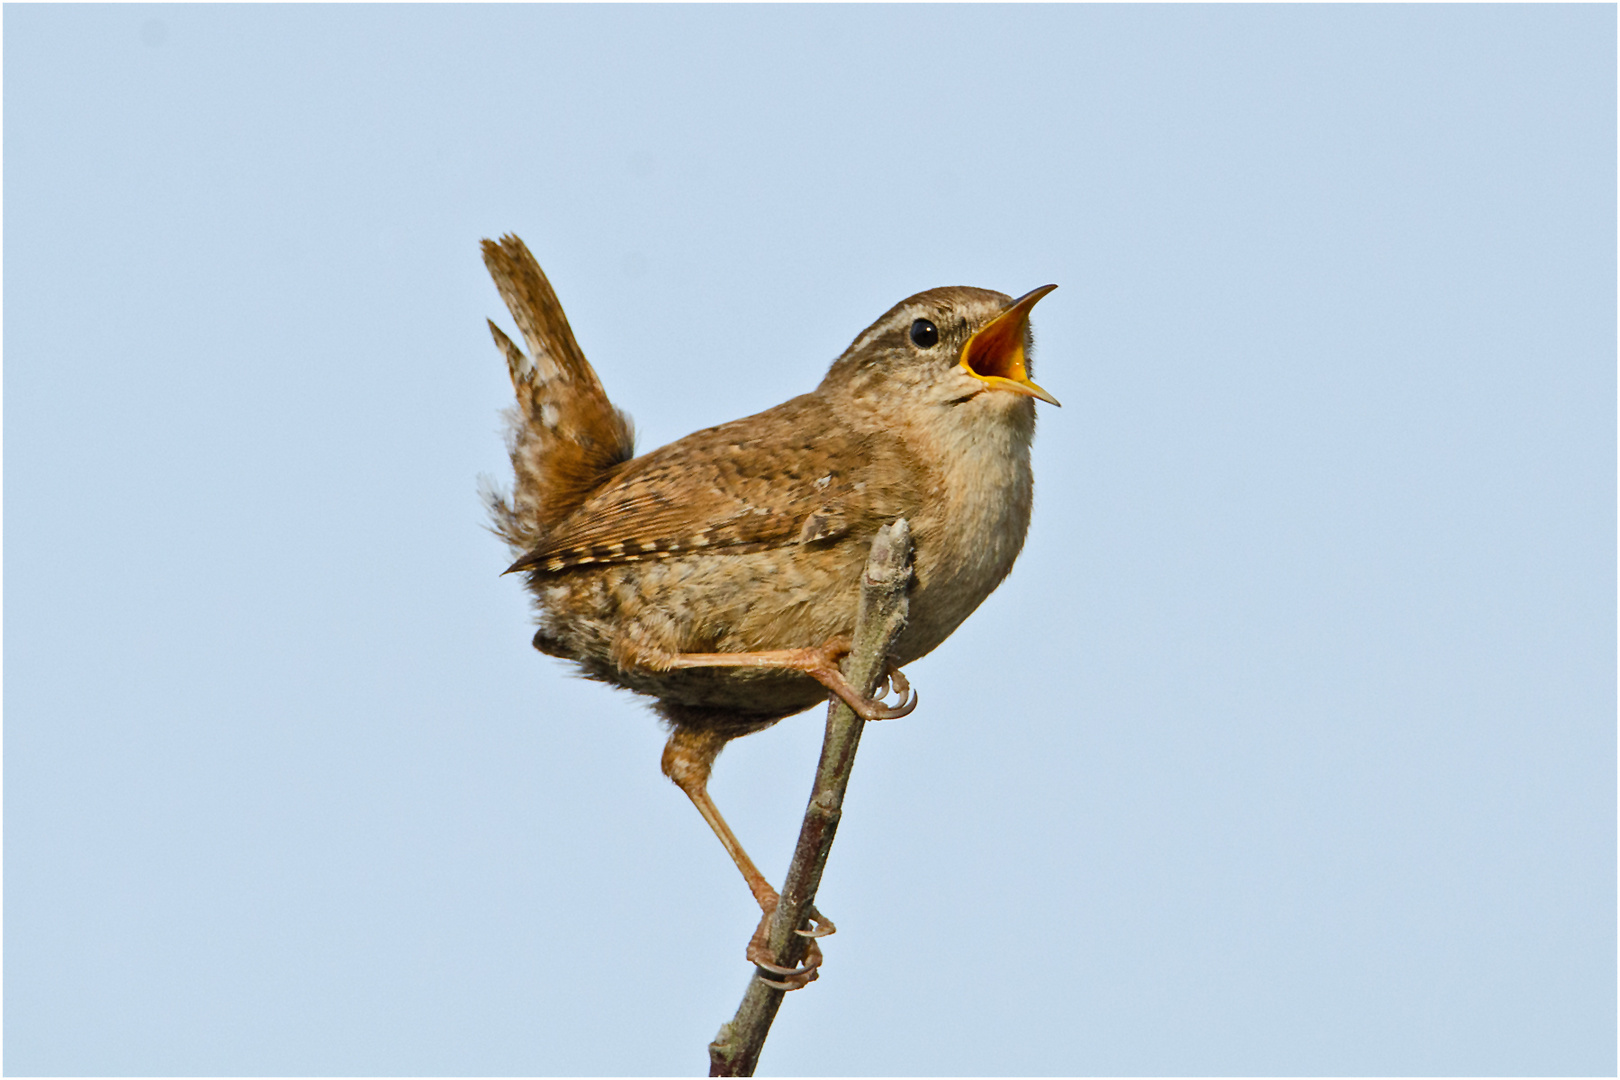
[895,399,1036,663]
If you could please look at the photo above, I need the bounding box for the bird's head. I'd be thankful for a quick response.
[820,285,1060,427]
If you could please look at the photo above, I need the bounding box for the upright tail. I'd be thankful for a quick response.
[481,235,635,555]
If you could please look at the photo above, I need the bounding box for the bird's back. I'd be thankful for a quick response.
[513,393,921,576]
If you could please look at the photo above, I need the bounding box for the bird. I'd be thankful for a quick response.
[480,234,1058,988]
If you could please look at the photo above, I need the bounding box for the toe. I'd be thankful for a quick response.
[747,925,824,991]
[859,688,918,721]
[795,907,837,938]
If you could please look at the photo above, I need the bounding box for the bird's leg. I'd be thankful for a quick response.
[635,637,918,721]
[661,727,829,990]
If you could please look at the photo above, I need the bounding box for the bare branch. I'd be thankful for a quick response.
[708,519,915,1077]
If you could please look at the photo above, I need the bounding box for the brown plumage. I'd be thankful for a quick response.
[482,238,635,549]
[481,234,1058,987]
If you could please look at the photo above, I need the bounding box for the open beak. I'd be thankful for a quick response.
[957,284,1060,406]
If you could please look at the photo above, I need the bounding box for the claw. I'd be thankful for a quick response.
[885,663,911,701]
[794,908,837,938]
[754,955,819,977]
[751,942,821,990]
[857,685,918,721]
[758,970,819,991]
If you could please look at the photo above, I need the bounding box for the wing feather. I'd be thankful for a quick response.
[508,394,917,574]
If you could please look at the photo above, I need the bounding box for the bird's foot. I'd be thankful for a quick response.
[747,901,834,991]
[879,660,912,714]
[808,639,918,721]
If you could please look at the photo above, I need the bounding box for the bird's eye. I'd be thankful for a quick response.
[909,319,939,348]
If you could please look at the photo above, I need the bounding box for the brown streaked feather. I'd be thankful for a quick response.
[481,235,635,551]
[508,393,922,575]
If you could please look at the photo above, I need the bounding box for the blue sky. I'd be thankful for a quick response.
[6,4,1614,1075]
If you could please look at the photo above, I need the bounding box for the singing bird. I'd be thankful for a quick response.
[482,235,1057,987]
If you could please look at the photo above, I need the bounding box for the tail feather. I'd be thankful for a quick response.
[481,235,635,554]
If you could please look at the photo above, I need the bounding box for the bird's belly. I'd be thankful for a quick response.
[534,542,870,712]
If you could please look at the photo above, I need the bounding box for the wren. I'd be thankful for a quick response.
[481,235,1058,988]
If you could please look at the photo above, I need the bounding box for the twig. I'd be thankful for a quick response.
[707,519,915,1077]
